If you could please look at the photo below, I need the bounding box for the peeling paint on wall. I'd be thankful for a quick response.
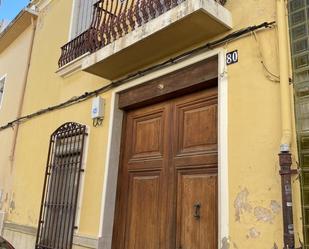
[270,200,281,214]
[221,237,239,249]
[254,206,274,223]
[37,6,51,30]
[232,242,239,249]
[234,188,252,221]
[9,193,15,212]
[0,189,3,210]
[27,211,35,225]
[221,237,230,249]
[10,200,15,210]
[272,242,278,249]
[37,0,61,30]
[247,227,261,239]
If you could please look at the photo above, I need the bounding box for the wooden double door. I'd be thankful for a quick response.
[113,88,218,249]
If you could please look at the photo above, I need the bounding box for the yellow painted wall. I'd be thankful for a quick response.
[8,0,110,238]
[0,24,35,213]
[225,1,301,248]
[3,0,302,248]
[227,32,288,248]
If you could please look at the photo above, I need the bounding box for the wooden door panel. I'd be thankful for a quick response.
[126,159,165,171]
[113,101,171,249]
[130,112,164,159]
[176,169,218,249]
[113,87,218,249]
[178,103,217,153]
[125,105,169,170]
[173,153,218,168]
[125,172,162,249]
[173,90,218,163]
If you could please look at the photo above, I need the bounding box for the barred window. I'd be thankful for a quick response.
[0,76,6,108]
[70,0,97,39]
[36,123,87,249]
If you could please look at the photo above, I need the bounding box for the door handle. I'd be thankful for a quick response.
[193,202,201,220]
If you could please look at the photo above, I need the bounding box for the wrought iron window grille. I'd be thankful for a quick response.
[35,122,88,249]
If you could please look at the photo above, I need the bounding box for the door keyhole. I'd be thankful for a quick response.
[193,202,201,220]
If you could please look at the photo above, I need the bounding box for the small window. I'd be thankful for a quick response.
[35,123,88,249]
[0,76,6,108]
[70,0,97,39]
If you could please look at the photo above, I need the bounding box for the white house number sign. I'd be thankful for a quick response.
[226,50,238,65]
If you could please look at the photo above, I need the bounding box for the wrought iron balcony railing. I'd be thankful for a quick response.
[58,0,227,68]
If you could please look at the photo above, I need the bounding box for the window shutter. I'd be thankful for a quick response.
[35,122,87,249]
[73,0,97,38]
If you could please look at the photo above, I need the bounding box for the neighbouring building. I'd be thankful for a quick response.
[0,7,37,238]
[288,0,309,247]
[0,0,306,249]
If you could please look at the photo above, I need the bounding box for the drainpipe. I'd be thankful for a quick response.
[9,13,37,165]
[277,0,296,248]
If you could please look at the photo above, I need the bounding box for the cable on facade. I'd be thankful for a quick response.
[251,30,280,82]
[0,21,276,132]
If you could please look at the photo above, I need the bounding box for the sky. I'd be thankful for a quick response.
[0,0,30,25]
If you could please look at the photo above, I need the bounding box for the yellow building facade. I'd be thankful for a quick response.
[0,0,304,249]
[0,8,37,238]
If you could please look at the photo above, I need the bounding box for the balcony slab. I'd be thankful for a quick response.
[81,0,232,80]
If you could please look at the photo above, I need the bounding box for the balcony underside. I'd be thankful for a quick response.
[59,0,232,80]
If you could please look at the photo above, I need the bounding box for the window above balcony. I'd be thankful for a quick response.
[69,0,97,39]
[57,0,232,79]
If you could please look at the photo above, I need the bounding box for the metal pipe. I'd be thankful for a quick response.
[277,0,296,248]
[9,14,37,165]
[277,0,292,151]
[279,152,295,248]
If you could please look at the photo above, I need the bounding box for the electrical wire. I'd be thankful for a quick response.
[251,30,280,82]
[0,21,276,132]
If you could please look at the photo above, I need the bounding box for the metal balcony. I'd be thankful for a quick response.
[58,0,231,79]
